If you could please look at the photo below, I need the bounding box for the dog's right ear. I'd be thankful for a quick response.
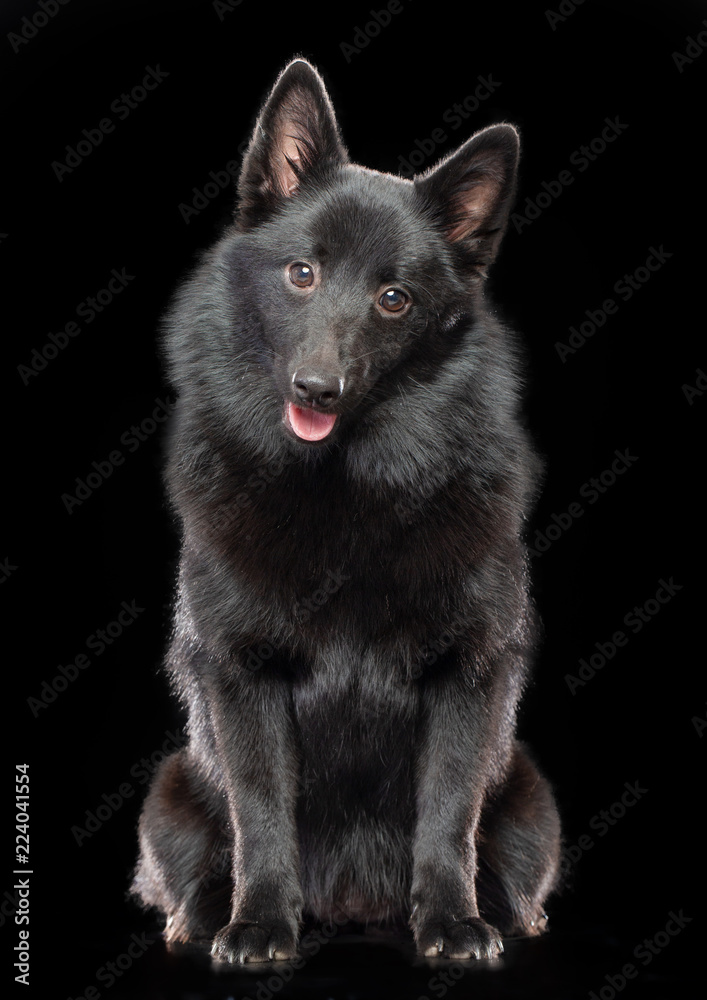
[235,59,348,230]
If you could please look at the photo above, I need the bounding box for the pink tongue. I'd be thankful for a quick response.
[287,402,337,441]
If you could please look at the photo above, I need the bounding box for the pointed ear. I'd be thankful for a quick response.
[236,59,348,230]
[414,124,520,274]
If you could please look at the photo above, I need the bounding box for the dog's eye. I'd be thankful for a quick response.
[289,262,315,288]
[379,288,409,313]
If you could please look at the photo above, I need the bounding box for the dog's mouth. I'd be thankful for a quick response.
[284,401,338,442]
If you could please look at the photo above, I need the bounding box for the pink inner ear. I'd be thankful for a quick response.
[276,133,303,196]
[446,177,501,242]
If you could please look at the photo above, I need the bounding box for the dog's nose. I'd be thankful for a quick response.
[292,370,344,408]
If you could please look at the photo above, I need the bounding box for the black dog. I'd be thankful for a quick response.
[131,58,561,963]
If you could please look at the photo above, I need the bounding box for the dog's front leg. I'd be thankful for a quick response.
[207,662,303,964]
[410,658,514,960]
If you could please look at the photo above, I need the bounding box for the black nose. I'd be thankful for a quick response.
[292,370,344,408]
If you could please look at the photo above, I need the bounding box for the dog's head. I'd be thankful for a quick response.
[169,60,519,452]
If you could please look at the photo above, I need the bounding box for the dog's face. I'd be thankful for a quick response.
[207,60,519,447]
[230,170,457,443]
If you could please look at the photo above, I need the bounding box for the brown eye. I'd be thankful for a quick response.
[379,288,409,313]
[289,262,315,288]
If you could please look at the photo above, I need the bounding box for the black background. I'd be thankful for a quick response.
[3,0,705,997]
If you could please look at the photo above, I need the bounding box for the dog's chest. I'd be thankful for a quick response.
[291,643,420,803]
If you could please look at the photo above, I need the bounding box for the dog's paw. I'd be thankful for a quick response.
[414,915,504,960]
[210,920,299,964]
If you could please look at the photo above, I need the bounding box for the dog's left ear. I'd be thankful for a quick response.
[236,59,348,230]
[414,124,519,274]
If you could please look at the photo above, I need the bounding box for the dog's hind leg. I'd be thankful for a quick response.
[131,748,231,944]
[476,742,562,937]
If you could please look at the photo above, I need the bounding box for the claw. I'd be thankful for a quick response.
[486,938,504,959]
[423,937,445,958]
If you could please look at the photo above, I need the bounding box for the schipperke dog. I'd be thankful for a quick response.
[131,58,561,964]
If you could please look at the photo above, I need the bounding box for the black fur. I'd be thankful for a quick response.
[131,58,561,963]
